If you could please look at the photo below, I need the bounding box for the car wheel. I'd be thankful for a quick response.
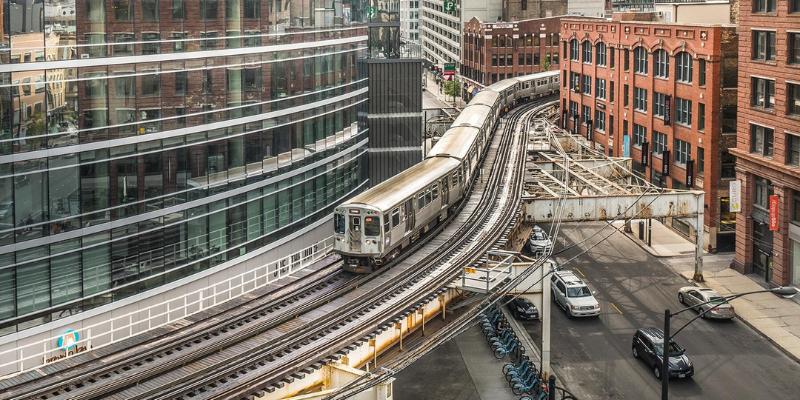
[678,293,685,305]
[654,366,662,380]
[632,346,639,359]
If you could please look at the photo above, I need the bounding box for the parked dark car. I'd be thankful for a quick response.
[632,327,694,380]
[505,296,539,320]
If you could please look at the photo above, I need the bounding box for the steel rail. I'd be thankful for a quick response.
[159,100,549,400]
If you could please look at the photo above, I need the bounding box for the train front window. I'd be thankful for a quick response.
[334,213,345,234]
[364,216,380,237]
[350,216,361,232]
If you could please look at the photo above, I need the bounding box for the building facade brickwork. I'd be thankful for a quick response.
[461,16,562,88]
[731,0,800,286]
[559,15,738,252]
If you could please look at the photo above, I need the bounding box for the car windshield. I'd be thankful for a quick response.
[531,231,545,240]
[566,286,591,298]
[708,296,727,305]
[655,341,685,357]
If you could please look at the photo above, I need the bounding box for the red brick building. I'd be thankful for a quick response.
[731,0,800,287]
[461,16,562,90]
[560,14,738,252]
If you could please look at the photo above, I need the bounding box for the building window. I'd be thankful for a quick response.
[142,0,159,21]
[633,123,646,146]
[142,33,161,55]
[750,124,775,157]
[697,147,705,175]
[752,77,776,109]
[582,75,592,95]
[570,39,579,61]
[596,78,606,99]
[202,0,219,19]
[674,139,691,165]
[752,31,776,61]
[113,0,133,21]
[624,49,630,71]
[569,101,578,118]
[570,72,580,91]
[172,0,185,18]
[634,87,648,112]
[788,134,800,166]
[789,83,800,116]
[582,105,591,125]
[175,71,188,95]
[595,109,606,131]
[753,0,776,12]
[244,0,261,18]
[113,33,134,56]
[654,92,667,118]
[610,81,615,102]
[754,177,772,209]
[698,103,705,131]
[624,84,629,106]
[793,191,800,225]
[676,52,692,83]
[653,131,667,154]
[790,33,800,64]
[141,74,161,97]
[698,59,706,86]
[675,97,692,126]
[582,41,592,63]
[610,47,615,68]
[792,0,800,13]
[596,42,607,66]
[634,47,648,74]
[654,49,668,78]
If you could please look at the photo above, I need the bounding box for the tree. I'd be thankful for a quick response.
[443,80,460,98]
[543,54,551,71]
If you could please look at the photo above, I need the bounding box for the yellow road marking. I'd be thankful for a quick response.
[610,302,623,315]
[574,267,586,278]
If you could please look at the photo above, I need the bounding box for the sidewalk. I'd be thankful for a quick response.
[613,219,800,363]
[423,71,466,109]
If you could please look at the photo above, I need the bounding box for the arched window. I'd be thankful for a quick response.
[676,52,693,82]
[595,42,607,66]
[633,47,648,74]
[582,41,592,63]
[654,49,669,78]
[570,39,579,61]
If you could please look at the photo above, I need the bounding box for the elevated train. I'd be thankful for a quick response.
[334,71,559,272]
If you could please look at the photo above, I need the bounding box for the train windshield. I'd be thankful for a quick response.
[364,216,380,236]
[334,213,345,234]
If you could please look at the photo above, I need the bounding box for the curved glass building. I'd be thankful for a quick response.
[0,0,369,337]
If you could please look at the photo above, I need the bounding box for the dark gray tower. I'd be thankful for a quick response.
[364,0,423,184]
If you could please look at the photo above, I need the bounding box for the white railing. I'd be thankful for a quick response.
[0,236,335,377]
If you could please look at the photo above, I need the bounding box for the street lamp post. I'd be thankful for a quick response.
[661,286,799,399]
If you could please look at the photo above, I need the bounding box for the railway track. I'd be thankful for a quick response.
[1,98,554,400]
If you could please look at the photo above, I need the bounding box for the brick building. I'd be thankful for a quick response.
[503,0,567,21]
[560,14,738,251]
[461,16,562,90]
[731,0,800,287]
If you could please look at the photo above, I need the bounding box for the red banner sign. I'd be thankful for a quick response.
[769,195,780,231]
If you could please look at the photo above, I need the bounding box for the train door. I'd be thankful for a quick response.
[348,214,362,252]
[441,177,450,208]
[404,199,415,232]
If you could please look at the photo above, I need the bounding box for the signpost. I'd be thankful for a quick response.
[443,62,456,76]
[769,194,780,231]
[729,180,742,213]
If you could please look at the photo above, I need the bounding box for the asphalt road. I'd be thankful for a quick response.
[527,222,800,400]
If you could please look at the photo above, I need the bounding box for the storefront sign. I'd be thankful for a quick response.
[769,194,780,231]
[729,180,742,213]
[662,150,670,176]
[665,96,671,125]
[686,158,694,187]
[641,141,649,167]
[623,135,630,158]
[46,329,87,363]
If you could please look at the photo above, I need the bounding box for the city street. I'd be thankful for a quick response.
[528,222,800,400]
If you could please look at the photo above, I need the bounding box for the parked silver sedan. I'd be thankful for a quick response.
[677,287,736,320]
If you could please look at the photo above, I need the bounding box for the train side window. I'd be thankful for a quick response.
[425,189,433,205]
[383,214,391,232]
[392,209,401,226]
[417,195,424,209]
[334,213,345,234]
[432,184,439,200]
[350,216,361,232]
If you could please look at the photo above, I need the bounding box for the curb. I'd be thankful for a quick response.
[684,275,800,365]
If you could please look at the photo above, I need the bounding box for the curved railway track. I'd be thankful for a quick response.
[1,98,555,400]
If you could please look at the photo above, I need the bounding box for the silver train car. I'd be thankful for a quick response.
[334,71,559,272]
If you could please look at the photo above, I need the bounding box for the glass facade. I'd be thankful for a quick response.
[0,0,370,335]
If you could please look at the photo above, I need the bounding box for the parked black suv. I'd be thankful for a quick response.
[632,328,694,380]
[505,296,539,320]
